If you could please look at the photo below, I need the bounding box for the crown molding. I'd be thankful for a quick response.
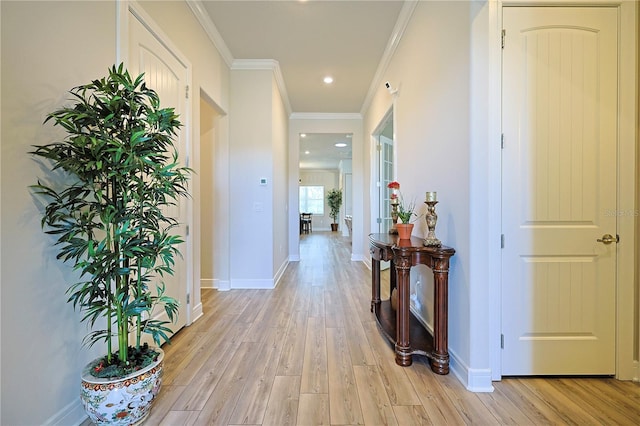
[290,112,362,121]
[231,59,279,70]
[186,0,234,67]
[360,0,418,115]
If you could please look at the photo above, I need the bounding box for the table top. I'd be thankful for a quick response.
[369,233,455,256]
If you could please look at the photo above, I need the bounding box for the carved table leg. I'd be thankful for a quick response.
[394,255,412,366]
[390,260,397,293]
[431,257,450,374]
[371,257,381,312]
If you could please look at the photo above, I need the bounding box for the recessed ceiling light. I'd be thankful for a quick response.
[346,134,352,138]
[335,143,347,148]
[305,150,310,154]
[300,133,306,138]
[323,76,334,84]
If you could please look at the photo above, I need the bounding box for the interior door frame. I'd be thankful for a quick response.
[372,107,395,234]
[117,0,196,326]
[492,0,638,380]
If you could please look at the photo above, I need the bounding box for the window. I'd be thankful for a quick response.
[299,186,324,215]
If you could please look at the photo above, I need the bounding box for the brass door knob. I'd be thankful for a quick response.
[597,234,619,245]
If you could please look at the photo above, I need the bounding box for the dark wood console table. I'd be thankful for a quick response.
[369,233,455,374]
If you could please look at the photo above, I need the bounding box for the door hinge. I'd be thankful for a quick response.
[501,133,504,149]
[501,334,504,349]
[186,293,190,304]
[186,225,190,237]
[376,217,382,224]
[185,85,190,99]
[185,155,190,168]
[376,143,382,152]
[501,234,505,249]
[501,29,506,49]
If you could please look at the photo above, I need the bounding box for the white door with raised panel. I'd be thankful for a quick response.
[128,11,190,335]
[501,7,618,375]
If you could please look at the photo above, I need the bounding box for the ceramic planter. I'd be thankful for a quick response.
[80,348,164,425]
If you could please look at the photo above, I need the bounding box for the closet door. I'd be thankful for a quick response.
[501,7,618,375]
[129,8,191,334]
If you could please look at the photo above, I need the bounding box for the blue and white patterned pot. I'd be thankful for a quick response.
[80,348,164,425]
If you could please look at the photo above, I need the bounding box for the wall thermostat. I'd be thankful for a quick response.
[259,178,267,185]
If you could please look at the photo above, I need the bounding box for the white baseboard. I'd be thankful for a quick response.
[201,261,289,291]
[631,360,639,382]
[230,278,276,289]
[214,278,231,291]
[200,278,214,288]
[361,258,372,270]
[190,302,203,325]
[44,399,86,426]
[449,349,494,392]
[273,259,289,287]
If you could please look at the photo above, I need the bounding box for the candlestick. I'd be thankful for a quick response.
[389,197,399,234]
[425,191,437,202]
[423,200,441,247]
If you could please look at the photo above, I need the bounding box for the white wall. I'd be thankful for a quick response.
[200,97,218,286]
[271,74,290,280]
[229,66,289,288]
[1,1,233,422]
[230,70,273,286]
[1,2,117,424]
[362,0,479,387]
[339,159,353,237]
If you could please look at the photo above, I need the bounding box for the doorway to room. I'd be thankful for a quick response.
[200,95,223,290]
[372,109,394,235]
[298,133,353,239]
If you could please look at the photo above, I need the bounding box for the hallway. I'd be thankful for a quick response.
[138,232,640,425]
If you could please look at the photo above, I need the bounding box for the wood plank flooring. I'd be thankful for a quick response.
[140,232,638,425]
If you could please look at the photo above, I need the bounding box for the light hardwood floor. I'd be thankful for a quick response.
[143,232,639,425]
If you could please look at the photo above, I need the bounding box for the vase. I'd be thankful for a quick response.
[396,223,414,240]
[80,348,164,425]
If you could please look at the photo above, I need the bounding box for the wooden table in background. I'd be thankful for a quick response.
[369,233,455,374]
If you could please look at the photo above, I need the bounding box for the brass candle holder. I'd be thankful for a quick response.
[423,199,441,247]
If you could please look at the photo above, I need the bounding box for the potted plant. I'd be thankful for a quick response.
[326,188,343,232]
[387,181,417,239]
[30,64,190,425]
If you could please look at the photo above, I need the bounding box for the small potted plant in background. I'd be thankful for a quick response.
[30,64,190,425]
[327,188,343,232]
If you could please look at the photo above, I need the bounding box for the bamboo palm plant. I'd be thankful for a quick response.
[31,64,191,377]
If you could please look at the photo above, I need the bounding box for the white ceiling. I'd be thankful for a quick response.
[194,0,407,169]
[198,0,406,114]
[299,133,353,169]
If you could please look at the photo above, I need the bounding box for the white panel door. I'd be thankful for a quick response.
[501,7,618,375]
[129,12,190,335]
